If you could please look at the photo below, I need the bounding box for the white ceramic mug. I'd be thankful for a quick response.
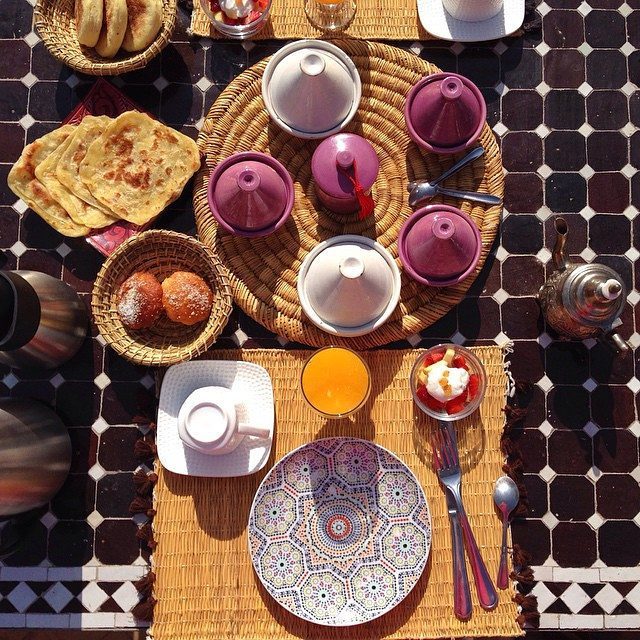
[177,386,270,456]
[442,0,503,22]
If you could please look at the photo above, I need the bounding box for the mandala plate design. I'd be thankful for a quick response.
[248,437,432,626]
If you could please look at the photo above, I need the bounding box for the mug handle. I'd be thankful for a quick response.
[237,423,271,439]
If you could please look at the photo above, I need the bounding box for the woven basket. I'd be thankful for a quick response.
[92,230,233,367]
[34,0,176,76]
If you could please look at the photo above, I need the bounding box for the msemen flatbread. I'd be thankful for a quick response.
[121,0,162,52]
[95,0,128,58]
[79,111,201,226]
[36,125,117,230]
[7,126,90,238]
[57,115,118,223]
[75,0,103,47]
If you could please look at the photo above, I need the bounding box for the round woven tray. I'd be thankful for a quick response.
[34,0,176,76]
[92,230,233,367]
[193,40,503,349]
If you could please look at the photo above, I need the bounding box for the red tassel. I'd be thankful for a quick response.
[134,436,157,460]
[336,159,375,220]
[136,523,157,549]
[134,571,156,598]
[515,380,533,394]
[132,596,156,622]
[129,496,156,518]
[133,469,158,496]
[503,405,528,424]
[511,566,535,585]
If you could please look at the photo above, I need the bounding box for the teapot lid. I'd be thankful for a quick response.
[563,264,626,328]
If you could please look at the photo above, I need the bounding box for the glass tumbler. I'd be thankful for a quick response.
[304,0,356,31]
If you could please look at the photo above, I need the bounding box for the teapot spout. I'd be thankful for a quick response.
[552,217,569,272]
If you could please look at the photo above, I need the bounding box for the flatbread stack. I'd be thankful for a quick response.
[75,0,163,59]
[8,111,201,238]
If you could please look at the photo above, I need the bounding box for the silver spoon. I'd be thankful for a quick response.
[408,183,502,208]
[492,476,520,590]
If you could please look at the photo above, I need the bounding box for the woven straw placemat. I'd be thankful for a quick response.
[193,40,503,349]
[190,0,430,39]
[150,347,523,640]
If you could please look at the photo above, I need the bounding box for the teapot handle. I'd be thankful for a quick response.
[600,331,630,355]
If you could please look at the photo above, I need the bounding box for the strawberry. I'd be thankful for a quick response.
[255,0,268,9]
[446,396,466,415]
[243,9,261,23]
[468,374,480,399]
[452,354,468,370]
[416,384,445,412]
[432,352,444,362]
[422,353,435,367]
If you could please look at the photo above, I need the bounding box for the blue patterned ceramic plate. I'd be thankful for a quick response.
[248,437,432,626]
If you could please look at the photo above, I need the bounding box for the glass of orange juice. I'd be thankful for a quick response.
[301,347,371,418]
[304,0,356,31]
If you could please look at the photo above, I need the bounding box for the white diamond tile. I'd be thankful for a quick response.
[622,123,637,137]
[535,42,550,56]
[536,1,551,16]
[579,164,595,179]
[79,583,109,613]
[628,421,640,437]
[153,76,169,92]
[627,583,640,610]
[587,512,604,530]
[532,581,557,611]
[580,247,596,262]
[495,246,509,262]
[493,122,508,136]
[627,377,640,393]
[619,1,632,15]
[623,205,639,219]
[621,163,638,178]
[451,331,465,345]
[65,74,80,89]
[578,82,593,97]
[535,123,551,138]
[494,81,508,96]
[10,241,27,257]
[111,582,140,612]
[537,164,552,178]
[7,583,37,613]
[492,288,508,304]
[232,328,248,346]
[578,42,593,56]
[93,373,111,390]
[537,375,553,392]
[194,116,204,131]
[409,42,423,55]
[595,584,624,614]
[583,337,598,349]
[578,123,594,137]
[87,510,104,528]
[23,31,41,46]
[493,331,510,346]
[540,465,557,482]
[39,511,58,529]
[3,372,19,389]
[625,248,640,262]
[583,421,599,437]
[561,583,591,614]
[583,377,598,392]
[20,72,37,87]
[195,76,213,92]
[621,81,636,96]
[95,333,107,347]
[140,374,155,389]
[538,332,553,348]
[620,42,635,57]
[43,583,74,614]
[577,1,591,15]
[586,465,602,483]
[92,417,109,435]
[493,41,508,55]
[536,248,552,264]
[406,333,421,347]
[241,40,255,52]
[580,206,596,220]
[539,420,554,436]
[535,81,551,96]
[450,42,465,55]
[56,242,72,258]
[542,511,559,530]
[49,373,65,388]
[536,206,553,221]
[88,463,106,481]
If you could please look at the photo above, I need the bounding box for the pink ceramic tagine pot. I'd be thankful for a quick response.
[405,72,486,154]
[398,204,481,287]
[311,133,379,217]
[207,151,294,237]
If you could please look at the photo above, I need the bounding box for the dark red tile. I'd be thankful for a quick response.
[593,429,639,472]
[550,475,595,520]
[549,430,593,474]
[545,130,587,171]
[502,297,544,340]
[95,520,140,564]
[545,90,586,129]
[118,84,162,115]
[101,381,156,425]
[0,0,32,38]
[591,385,635,429]
[546,0,581,6]
[587,91,629,129]
[160,83,204,127]
[68,427,98,474]
[17,250,63,279]
[56,381,101,426]
[599,521,640,566]
[587,131,629,171]
[162,42,207,82]
[545,599,572,614]
[501,91,544,131]
[421,306,457,341]
[501,215,544,254]
[103,349,149,382]
[543,10,585,48]
[99,427,141,471]
[546,173,587,213]
[511,518,550,565]
[0,81,28,121]
[503,173,543,213]
[20,209,72,250]
[119,54,163,84]
[96,473,133,518]
[589,344,636,385]
[508,340,545,384]
[630,10,640,48]
[544,50,585,88]
[458,48,500,88]
[585,10,627,48]
[519,384,547,427]
[547,386,590,430]
[51,474,96,520]
[545,342,590,385]
[552,522,597,566]
[30,41,73,81]
[510,428,547,473]
[456,296,500,340]
[28,82,78,122]
[0,206,20,247]
[0,122,25,164]
[61,246,104,294]
[1,521,48,567]
[522,473,548,518]
[501,47,542,89]
[587,50,628,90]
[57,336,103,382]
[596,256,633,293]
[49,521,94,566]
[597,473,640,517]
[588,173,630,213]
[502,256,545,296]
[502,132,543,171]
[590,214,632,255]
[11,380,55,406]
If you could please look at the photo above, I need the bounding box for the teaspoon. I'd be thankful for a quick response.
[492,476,520,590]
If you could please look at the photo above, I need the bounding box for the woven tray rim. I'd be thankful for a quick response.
[193,39,504,349]
[34,0,176,76]
[91,229,234,367]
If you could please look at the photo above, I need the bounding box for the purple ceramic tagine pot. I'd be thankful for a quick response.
[405,72,486,154]
[207,151,294,237]
[311,133,379,217]
[398,204,481,287]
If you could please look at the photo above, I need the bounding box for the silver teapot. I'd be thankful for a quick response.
[538,217,630,354]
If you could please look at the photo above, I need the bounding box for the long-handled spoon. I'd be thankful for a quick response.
[408,183,502,208]
[492,476,520,589]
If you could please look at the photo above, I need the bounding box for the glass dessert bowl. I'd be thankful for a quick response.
[410,344,486,421]
[201,0,271,38]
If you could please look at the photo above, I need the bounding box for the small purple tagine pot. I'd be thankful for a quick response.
[207,151,295,238]
[398,204,482,287]
[404,72,486,155]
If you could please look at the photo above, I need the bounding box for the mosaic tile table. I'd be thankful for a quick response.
[0,0,638,635]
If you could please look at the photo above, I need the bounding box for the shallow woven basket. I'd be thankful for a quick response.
[193,39,504,349]
[34,0,176,76]
[92,230,233,367]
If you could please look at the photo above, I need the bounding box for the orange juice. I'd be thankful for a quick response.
[301,347,371,417]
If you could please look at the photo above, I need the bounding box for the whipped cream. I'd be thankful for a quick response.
[220,0,254,18]
[426,360,469,403]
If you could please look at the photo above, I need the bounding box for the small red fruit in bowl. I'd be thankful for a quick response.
[410,344,487,421]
